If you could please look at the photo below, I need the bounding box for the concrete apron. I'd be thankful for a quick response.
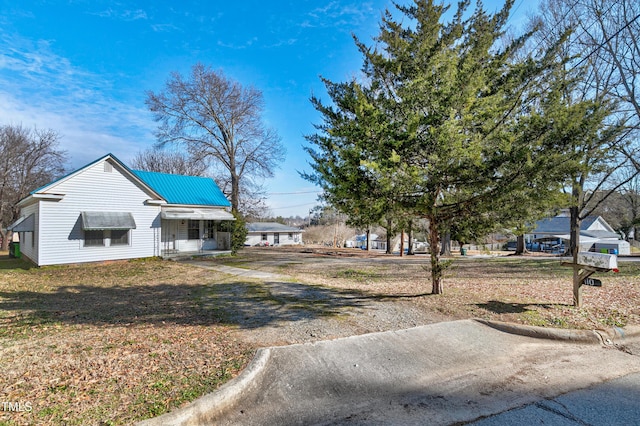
[138,319,640,426]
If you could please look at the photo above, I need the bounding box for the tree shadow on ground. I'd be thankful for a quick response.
[0,280,383,330]
[203,280,434,329]
[0,255,34,271]
[476,300,568,315]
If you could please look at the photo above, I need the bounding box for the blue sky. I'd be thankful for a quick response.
[0,0,538,217]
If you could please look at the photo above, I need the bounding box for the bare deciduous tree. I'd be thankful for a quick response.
[130,147,209,176]
[0,124,67,250]
[146,63,286,213]
[533,0,640,305]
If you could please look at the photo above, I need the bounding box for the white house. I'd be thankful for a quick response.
[245,222,303,246]
[345,233,386,250]
[8,154,235,266]
[527,213,630,255]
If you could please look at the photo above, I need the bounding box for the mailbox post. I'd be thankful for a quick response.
[562,252,619,307]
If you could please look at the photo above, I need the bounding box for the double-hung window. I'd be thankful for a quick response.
[110,230,129,245]
[84,230,105,247]
[188,220,200,240]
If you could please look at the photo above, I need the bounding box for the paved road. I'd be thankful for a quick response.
[140,319,640,426]
[472,372,640,425]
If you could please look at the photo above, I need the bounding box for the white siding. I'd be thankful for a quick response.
[245,234,263,246]
[588,219,611,232]
[36,159,161,266]
[174,220,199,251]
[18,203,39,264]
[245,232,303,246]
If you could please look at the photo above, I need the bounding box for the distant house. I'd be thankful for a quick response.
[527,213,630,255]
[245,222,303,246]
[8,153,234,266]
[346,234,386,250]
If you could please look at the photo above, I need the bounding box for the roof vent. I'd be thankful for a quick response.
[104,162,113,173]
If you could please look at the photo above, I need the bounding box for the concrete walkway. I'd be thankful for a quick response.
[139,319,640,426]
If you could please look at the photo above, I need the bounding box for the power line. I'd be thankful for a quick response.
[269,201,319,210]
[267,190,321,195]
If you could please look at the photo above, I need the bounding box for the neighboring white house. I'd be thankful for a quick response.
[346,233,386,250]
[245,222,303,246]
[527,213,630,255]
[8,154,235,266]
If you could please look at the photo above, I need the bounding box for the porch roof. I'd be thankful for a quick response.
[161,207,234,221]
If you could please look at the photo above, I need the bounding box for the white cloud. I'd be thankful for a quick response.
[151,23,181,33]
[92,8,148,21]
[306,1,377,28]
[217,37,259,50]
[0,33,155,169]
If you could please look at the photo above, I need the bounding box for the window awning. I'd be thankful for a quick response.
[8,214,35,232]
[81,211,136,230]
[161,207,235,221]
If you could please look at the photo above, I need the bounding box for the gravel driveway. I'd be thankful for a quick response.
[187,246,640,347]
[184,258,446,347]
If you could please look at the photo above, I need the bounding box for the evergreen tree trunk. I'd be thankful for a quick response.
[407,221,414,255]
[440,230,452,256]
[366,228,371,251]
[386,218,393,254]
[428,216,443,294]
[515,234,526,255]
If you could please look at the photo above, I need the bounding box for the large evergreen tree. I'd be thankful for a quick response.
[305,0,582,294]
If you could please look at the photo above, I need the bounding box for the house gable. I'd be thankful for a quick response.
[20,154,164,208]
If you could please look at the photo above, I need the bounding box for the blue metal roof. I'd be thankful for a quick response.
[133,170,231,207]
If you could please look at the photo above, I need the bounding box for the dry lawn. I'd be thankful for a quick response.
[1,247,638,425]
[0,255,251,426]
[212,247,640,330]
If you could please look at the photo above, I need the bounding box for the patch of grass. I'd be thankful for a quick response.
[549,316,568,328]
[334,269,380,282]
[0,254,34,271]
[335,269,368,278]
[615,262,640,277]
[520,310,548,327]
[598,309,627,328]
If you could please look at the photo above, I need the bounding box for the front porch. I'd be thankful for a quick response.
[161,213,234,254]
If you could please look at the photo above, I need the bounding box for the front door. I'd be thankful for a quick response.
[162,219,178,252]
[274,233,280,245]
[202,220,218,250]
